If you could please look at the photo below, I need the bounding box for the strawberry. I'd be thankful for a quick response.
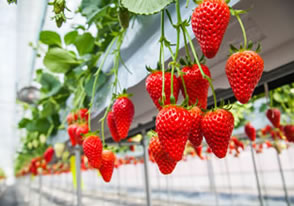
[99,150,116,182]
[206,147,212,153]
[79,108,89,122]
[67,124,78,146]
[75,124,89,145]
[145,71,180,110]
[266,108,281,128]
[66,113,75,125]
[129,145,135,152]
[244,122,256,141]
[191,0,230,58]
[201,109,234,158]
[112,96,134,139]
[226,50,264,104]
[284,125,294,142]
[195,145,205,160]
[156,105,192,161]
[107,110,121,142]
[44,147,54,163]
[180,64,211,109]
[265,140,272,148]
[149,134,177,175]
[82,136,103,169]
[188,106,203,148]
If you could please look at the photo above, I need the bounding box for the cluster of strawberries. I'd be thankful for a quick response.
[146,0,266,175]
[246,108,294,143]
[66,93,135,182]
[67,108,89,146]
[21,147,56,176]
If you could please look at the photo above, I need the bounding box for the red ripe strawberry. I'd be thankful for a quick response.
[79,108,89,121]
[188,107,203,148]
[75,124,89,145]
[206,147,212,153]
[82,136,103,169]
[265,140,272,148]
[68,124,78,146]
[146,71,180,110]
[226,50,264,104]
[284,125,294,142]
[195,145,204,160]
[245,122,256,141]
[201,109,234,158]
[181,64,211,109]
[66,113,75,125]
[44,147,54,163]
[149,134,177,175]
[99,150,116,182]
[156,105,192,161]
[266,108,281,128]
[112,96,134,139]
[107,110,121,142]
[129,145,135,152]
[191,0,230,58]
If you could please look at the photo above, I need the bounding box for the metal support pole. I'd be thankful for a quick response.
[207,157,219,206]
[276,151,290,206]
[225,158,234,205]
[142,130,152,206]
[250,143,264,206]
[75,145,82,206]
[38,175,42,206]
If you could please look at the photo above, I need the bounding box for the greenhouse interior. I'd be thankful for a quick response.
[0,0,293,205]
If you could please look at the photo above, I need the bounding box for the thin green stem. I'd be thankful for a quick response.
[170,65,176,104]
[174,0,181,60]
[186,0,190,8]
[184,27,217,108]
[88,37,117,131]
[160,11,166,106]
[160,44,166,106]
[176,67,189,104]
[100,104,112,147]
[181,25,191,63]
[236,14,247,49]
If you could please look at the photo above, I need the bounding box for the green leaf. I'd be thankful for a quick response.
[40,31,62,47]
[121,0,174,15]
[18,118,31,128]
[259,103,267,113]
[64,31,78,45]
[74,33,95,56]
[40,101,56,118]
[26,118,51,133]
[43,48,80,73]
[36,69,62,96]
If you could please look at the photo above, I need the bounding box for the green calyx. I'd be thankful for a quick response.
[229,41,262,55]
[83,130,100,139]
[113,88,133,99]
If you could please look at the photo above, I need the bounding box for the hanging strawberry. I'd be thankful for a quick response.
[191,0,230,58]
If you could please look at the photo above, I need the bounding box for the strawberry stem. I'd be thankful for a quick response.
[176,67,189,104]
[112,30,126,94]
[183,27,217,109]
[170,65,176,104]
[88,36,117,131]
[170,0,182,105]
[100,103,112,147]
[160,11,166,106]
[234,11,247,49]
